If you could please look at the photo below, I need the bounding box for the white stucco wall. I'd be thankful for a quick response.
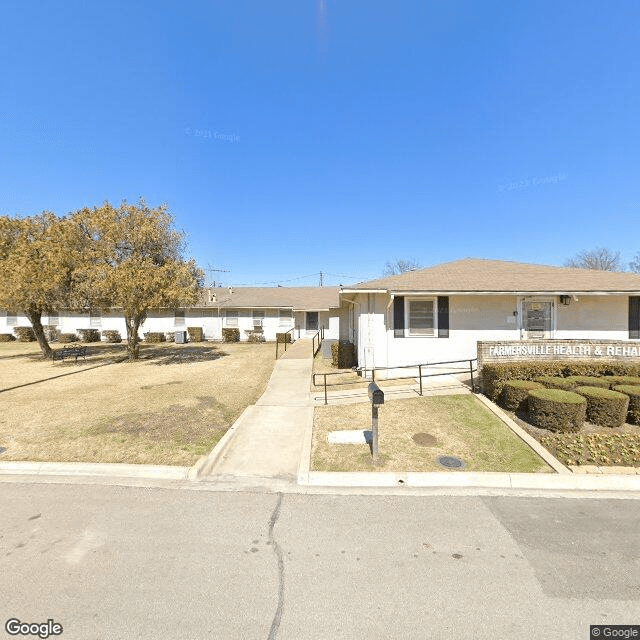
[350,293,636,376]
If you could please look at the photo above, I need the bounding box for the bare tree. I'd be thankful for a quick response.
[383,258,422,277]
[564,247,624,271]
[630,253,640,273]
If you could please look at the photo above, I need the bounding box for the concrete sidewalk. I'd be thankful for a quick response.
[198,339,314,483]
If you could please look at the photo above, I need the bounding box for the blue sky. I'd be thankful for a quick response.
[1,1,639,286]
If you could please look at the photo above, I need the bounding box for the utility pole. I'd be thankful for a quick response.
[205,263,230,288]
[319,271,323,287]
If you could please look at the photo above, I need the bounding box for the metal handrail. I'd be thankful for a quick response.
[275,328,295,359]
[311,325,325,357]
[313,357,478,405]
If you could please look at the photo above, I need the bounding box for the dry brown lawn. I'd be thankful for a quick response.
[0,341,275,465]
[312,394,551,473]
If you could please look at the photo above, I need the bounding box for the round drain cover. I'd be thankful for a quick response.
[437,455,466,469]
[412,433,438,447]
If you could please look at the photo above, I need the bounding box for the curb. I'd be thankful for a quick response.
[0,461,190,480]
[303,470,640,492]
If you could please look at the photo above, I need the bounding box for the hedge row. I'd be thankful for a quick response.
[0,333,16,342]
[222,328,240,343]
[614,385,640,425]
[59,333,77,343]
[101,330,122,343]
[332,340,355,368]
[482,361,640,401]
[574,386,629,429]
[77,328,101,343]
[144,332,166,343]
[528,389,586,433]
[187,326,204,342]
[14,326,36,342]
[499,380,544,412]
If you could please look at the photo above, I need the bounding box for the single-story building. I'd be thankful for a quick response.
[339,258,640,376]
[0,286,344,343]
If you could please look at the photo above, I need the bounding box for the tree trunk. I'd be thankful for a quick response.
[124,315,143,360]
[25,309,53,359]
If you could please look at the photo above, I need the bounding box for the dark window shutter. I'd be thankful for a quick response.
[630,296,640,339]
[438,296,449,338]
[393,296,405,338]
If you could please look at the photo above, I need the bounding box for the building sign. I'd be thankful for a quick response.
[478,340,640,368]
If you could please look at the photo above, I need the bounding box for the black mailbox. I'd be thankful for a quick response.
[368,382,384,406]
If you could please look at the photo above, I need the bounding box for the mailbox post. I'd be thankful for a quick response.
[368,382,384,465]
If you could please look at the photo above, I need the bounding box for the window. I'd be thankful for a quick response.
[48,312,59,326]
[279,309,292,326]
[6,312,17,327]
[89,310,101,327]
[226,309,238,326]
[253,309,265,326]
[175,309,185,326]
[406,298,436,337]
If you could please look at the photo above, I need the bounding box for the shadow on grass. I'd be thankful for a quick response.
[139,345,229,365]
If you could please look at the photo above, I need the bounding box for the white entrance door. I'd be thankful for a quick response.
[522,299,554,339]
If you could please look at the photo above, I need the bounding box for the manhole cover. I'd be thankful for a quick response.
[412,433,438,447]
[437,455,466,469]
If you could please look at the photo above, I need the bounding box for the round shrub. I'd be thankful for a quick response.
[77,328,101,343]
[564,376,610,389]
[59,333,78,344]
[0,333,16,342]
[606,375,640,389]
[613,385,640,425]
[14,326,36,342]
[101,330,122,343]
[574,386,629,428]
[533,376,576,391]
[144,332,166,343]
[499,380,545,412]
[222,328,240,343]
[527,389,587,433]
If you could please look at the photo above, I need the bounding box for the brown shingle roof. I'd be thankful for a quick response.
[345,258,640,293]
[196,286,340,310]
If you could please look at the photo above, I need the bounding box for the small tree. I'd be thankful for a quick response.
[382,258,422,277]
[72,199,204,360]
[0,213,80,358]
[630,253,640,273]
[565,248,624,271]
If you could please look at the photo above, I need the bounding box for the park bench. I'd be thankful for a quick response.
[53,344,87,362]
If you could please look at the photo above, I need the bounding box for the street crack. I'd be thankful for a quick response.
[267,493,285,640]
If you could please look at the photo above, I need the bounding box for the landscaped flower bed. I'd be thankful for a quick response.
[539,432,640,467]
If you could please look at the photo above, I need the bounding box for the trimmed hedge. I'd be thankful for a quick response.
[482,361,640,401]
[574,386,629,428]
[606,375,640,388]
[187,326,204,342]
[222,328,240,343]
[533,376,577,391]
[248,332,265,343]
[527,389,587,433]
[44,326,59,342]
[0,333,16,342]
[499,380,545,412]
[14,326,36,342]
[564,375,611,389]
[59,333,78,343]
[332,340,355,369]
[164,332,175,343]
[144,332,166,343]
[77,328,101,343]
[612,385,640,425]
[101,330,122,343]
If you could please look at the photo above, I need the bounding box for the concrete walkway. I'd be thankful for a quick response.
[199,339,314,484]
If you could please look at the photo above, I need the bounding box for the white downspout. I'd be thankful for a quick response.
[386,294,394,371]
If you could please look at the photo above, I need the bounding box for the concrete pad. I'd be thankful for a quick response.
[327,430,372,444]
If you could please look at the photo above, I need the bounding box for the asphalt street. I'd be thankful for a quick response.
[1,482,639,640]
